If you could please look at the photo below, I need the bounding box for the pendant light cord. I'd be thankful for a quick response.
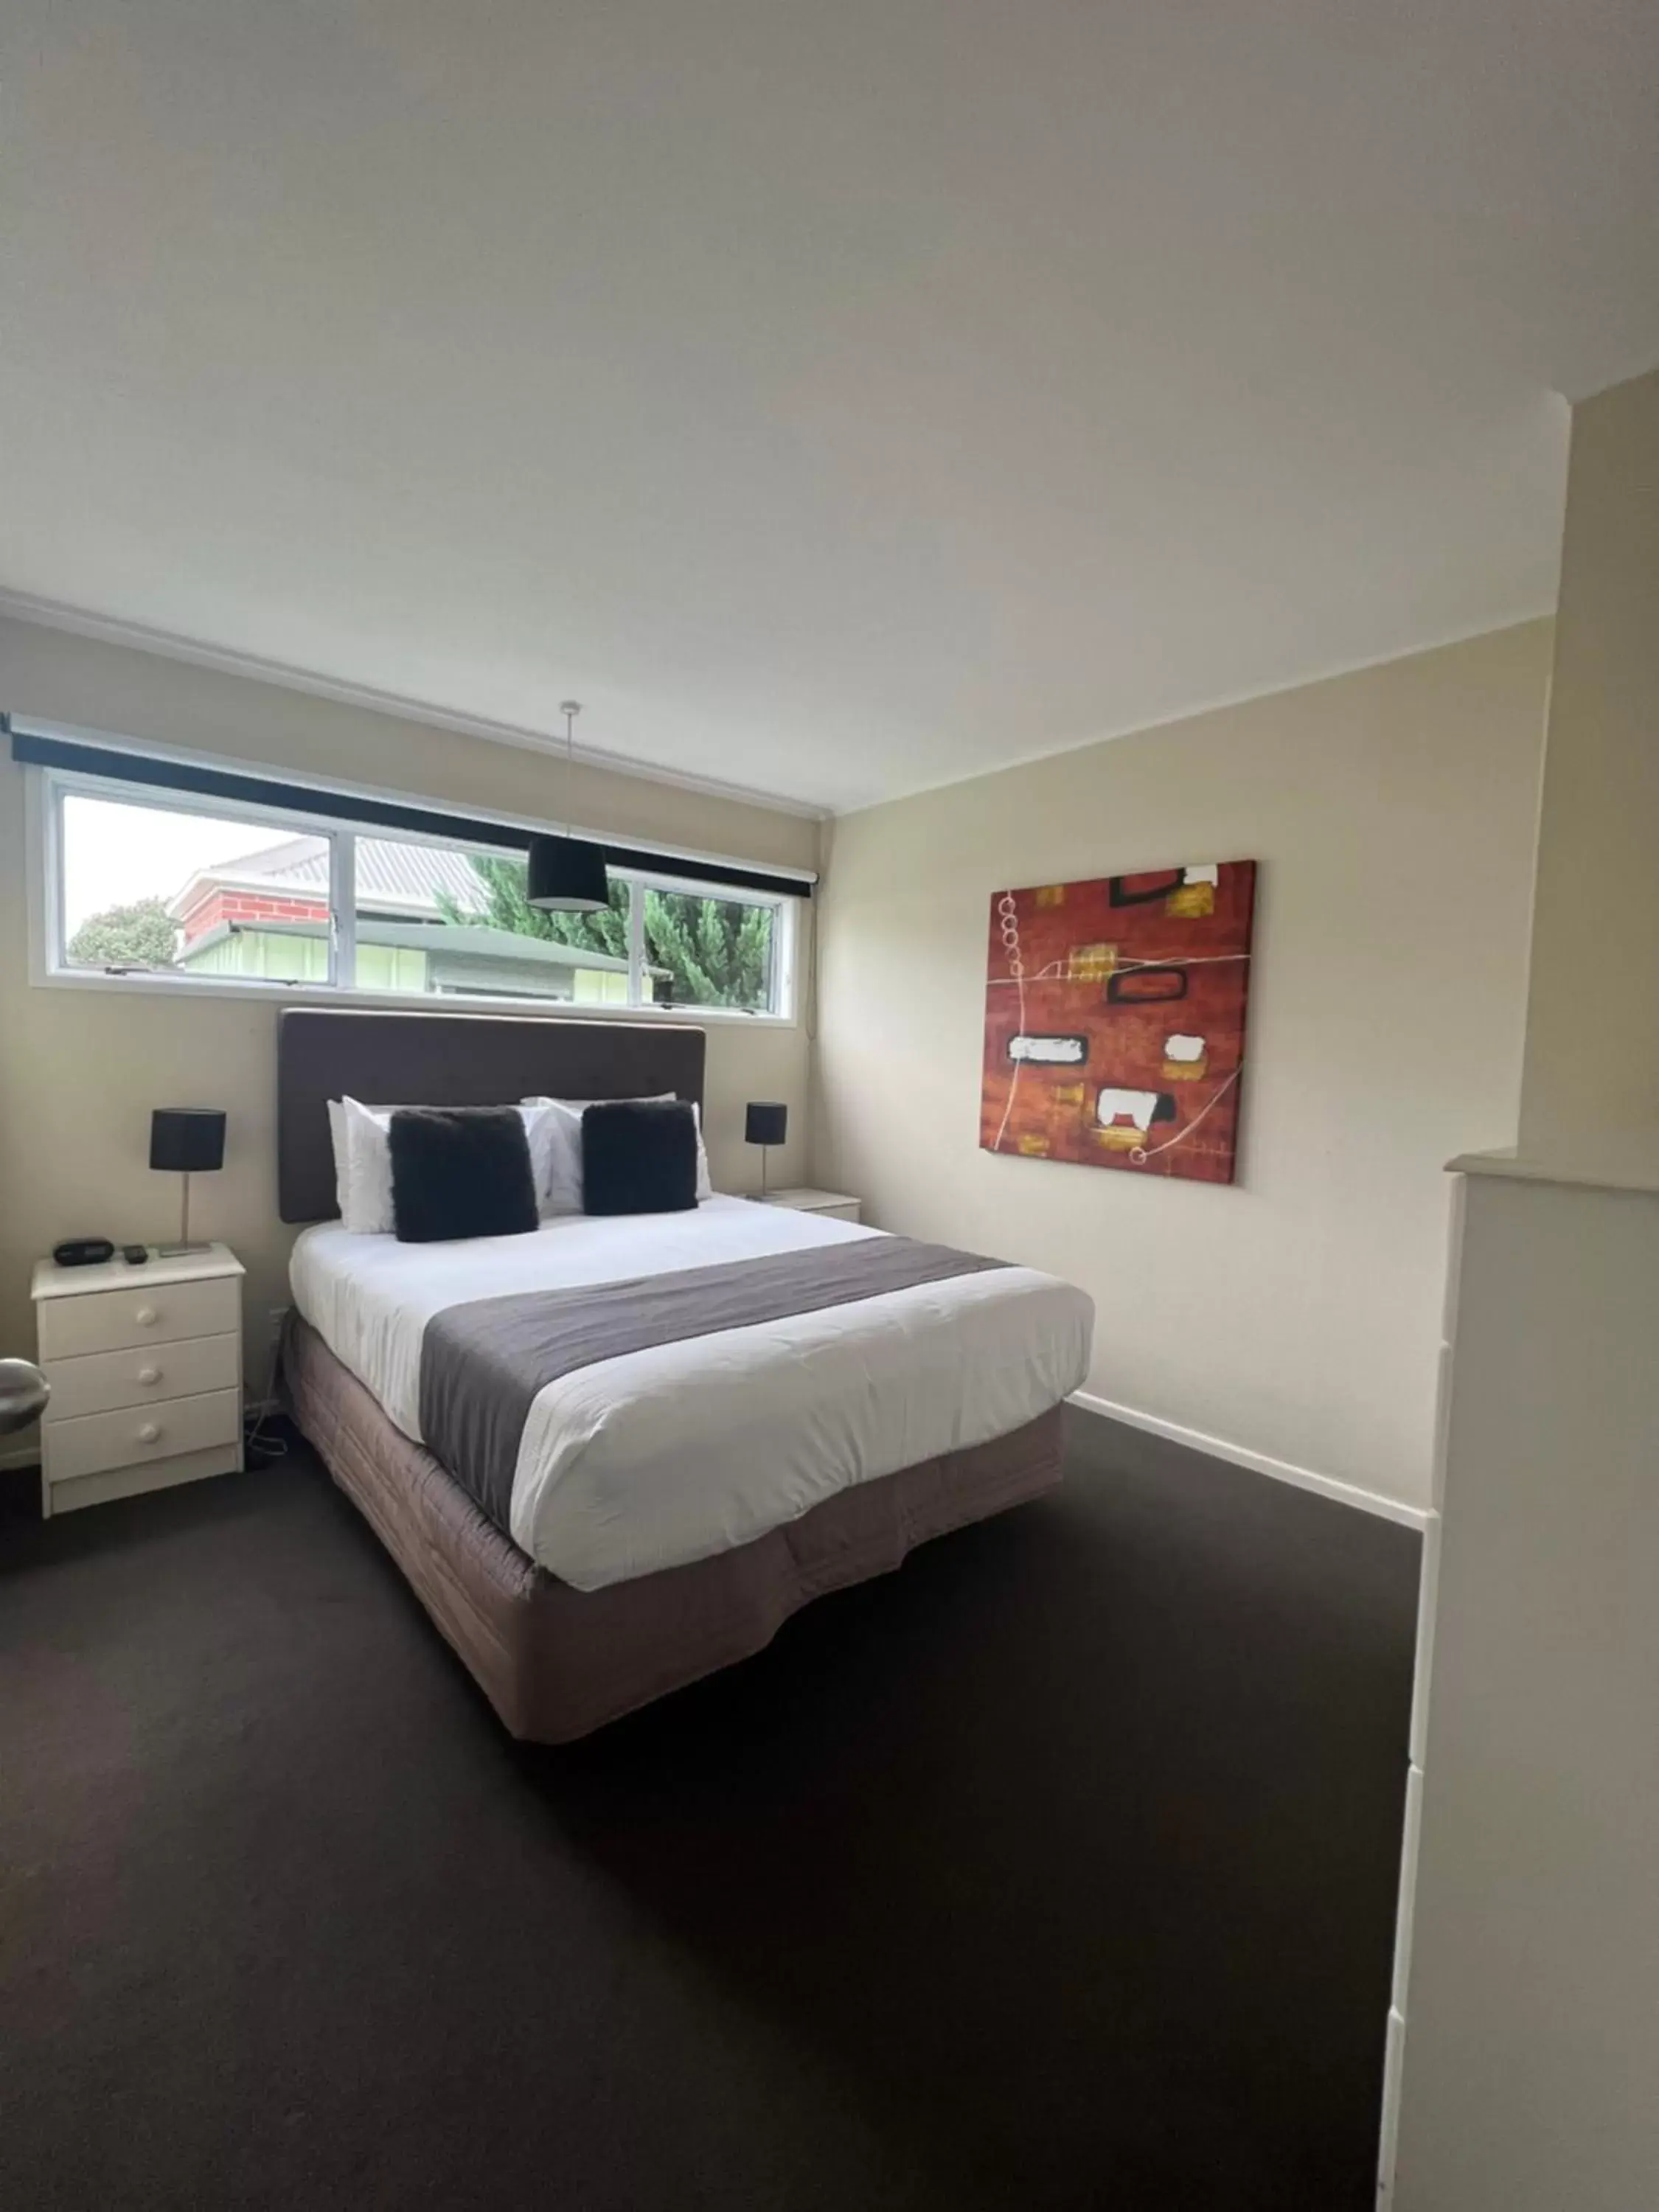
[560,700,580,835]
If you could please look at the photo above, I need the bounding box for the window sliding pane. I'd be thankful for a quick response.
[352,838,633,1004]
[60,794,334,984]
[641,886,775,1012]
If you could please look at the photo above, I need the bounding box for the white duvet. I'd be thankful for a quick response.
[289,1197,1093,1591]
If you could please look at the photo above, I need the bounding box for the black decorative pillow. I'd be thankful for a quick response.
[582,1099,699,1216]
[388,1107,538,1243]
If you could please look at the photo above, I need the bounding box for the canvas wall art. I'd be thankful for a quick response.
[980,860,1257,1183]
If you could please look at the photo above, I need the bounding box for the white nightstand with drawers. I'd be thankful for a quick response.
[756,1188,863,1224]
[31,1244,245,1517]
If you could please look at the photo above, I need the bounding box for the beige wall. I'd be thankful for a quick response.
[1518,366,1659,1169]
[811,622,1553,1511]
[0,616,818,1397]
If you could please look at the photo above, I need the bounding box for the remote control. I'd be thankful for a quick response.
[122,1245,150,1265]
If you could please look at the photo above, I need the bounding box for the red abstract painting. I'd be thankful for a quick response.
[980,861,1257,1183]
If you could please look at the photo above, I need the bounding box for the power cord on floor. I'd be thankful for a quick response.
[243,1322,288,1464]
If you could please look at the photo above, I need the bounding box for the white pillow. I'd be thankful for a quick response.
[520,1105,567,1219]
[327,1099,349,1217]
[333,1099,565,1232]
[686,1102,714,1202]
[521,1093,714,1205]
[518,1099,585,1217]
[341,1097,396,1234]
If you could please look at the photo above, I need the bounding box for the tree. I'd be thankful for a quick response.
[440,854,771,1008]
[642,891,771,1008]
[66,896,178,970]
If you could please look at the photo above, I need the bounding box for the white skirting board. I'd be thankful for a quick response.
[1068,1389,1430,1531]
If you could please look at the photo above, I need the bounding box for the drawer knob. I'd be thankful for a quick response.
[137,1366,161,1385]
[136,1421,161,1444]
[134,1307,158,1327]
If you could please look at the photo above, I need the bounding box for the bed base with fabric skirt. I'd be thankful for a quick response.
[282,1314,1064,1745]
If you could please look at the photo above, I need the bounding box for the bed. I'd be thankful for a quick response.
[277,1007,1093,1741]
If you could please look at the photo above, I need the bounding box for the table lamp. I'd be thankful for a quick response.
[745,1101,787,1196]
[150,1107,226,1255]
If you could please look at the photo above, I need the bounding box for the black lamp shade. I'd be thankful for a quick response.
[745,1102,787,1147]
[150,1107,226,1174]
[526,833,611,914]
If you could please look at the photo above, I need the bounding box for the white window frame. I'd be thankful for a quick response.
[629,863,797,1020]
[29,765,800,1027]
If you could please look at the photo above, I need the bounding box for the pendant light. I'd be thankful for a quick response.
[527,700,611,913]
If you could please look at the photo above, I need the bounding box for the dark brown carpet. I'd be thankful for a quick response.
[0,1408,1418,2211]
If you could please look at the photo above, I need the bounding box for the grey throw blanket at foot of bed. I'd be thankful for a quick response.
[420,1236,1009,1533]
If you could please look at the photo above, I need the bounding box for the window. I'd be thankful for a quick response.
[44,775,796,1019]
[641,883,776,1013]
[59,793,343,987]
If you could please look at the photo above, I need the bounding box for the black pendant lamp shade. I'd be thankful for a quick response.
[526,832,611,914]
[528,698,611,914]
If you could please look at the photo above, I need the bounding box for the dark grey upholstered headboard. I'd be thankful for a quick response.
[277,1008,707,1223]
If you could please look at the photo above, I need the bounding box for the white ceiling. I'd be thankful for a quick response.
[1,3,1655,814]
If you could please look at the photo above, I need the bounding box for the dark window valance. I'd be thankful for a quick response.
[8,724,815,900]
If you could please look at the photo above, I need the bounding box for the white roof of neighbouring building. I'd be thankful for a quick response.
[171,833,493,919]
[237,833,487,911]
